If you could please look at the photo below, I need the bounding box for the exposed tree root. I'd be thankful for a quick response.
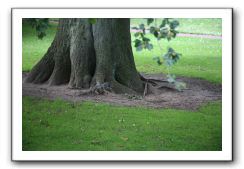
[140,74,181,95]
[23,72,222,111]
[75,75,183,97]
[143,81,148,97]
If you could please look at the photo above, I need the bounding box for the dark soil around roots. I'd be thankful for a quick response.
[22,72,222,111]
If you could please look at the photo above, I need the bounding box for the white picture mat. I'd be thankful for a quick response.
[12,8,232,161]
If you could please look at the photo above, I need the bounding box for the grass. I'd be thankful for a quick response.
[22,21,222,83]
[131,18,222,35]
[132,34,222,83]
[23,96,222,151]
[22,22,57,72]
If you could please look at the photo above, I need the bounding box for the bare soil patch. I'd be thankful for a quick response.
[22,72,221,111]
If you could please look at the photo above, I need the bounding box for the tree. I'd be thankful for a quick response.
[25,18,183,95]
[25,18,145,94]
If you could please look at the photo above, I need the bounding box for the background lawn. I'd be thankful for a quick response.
[130,18,222,35]
[23,97,222,151]
[132,35,222,83]
[22,22,57,72]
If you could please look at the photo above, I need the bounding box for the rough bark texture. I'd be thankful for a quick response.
[69,19,95,88]
[48,19,72,85]
[25,18,144,94]
[25,19,72,85]
[92,19,144,93]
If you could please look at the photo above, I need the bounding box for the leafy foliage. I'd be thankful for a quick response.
[133,24,153,51]
[147,18,154,25]
[88,18,97,24]
[163,48,181,67]
[25,18,50,39]
[149,19,179,41]
[26,18,97,39]
[174,81,187,92]
[153,56,162,65]
[132,18,186,91]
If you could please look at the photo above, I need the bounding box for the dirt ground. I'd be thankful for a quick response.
[22,72,222,111]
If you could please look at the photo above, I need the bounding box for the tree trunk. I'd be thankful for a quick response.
[25,18,144,94]
[69,19,96,89]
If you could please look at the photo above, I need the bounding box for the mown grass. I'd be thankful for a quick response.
[132,34,222,83]
[130,18,222,35]
[22,22,57,72]
[22,21,222,83]
[23,96,222,151]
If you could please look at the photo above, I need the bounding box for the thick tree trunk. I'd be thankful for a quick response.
[25,18,144,94]
[69,19,96,89]
[92,19,144,93]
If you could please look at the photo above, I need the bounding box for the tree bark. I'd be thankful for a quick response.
[69,19,96,89]
[25,18,144,94]
[25,19,72,85]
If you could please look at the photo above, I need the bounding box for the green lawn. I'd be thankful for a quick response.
[131,18,222,35]
[23,97,222,151]
[133,35,222,83]
[22,22,57,72]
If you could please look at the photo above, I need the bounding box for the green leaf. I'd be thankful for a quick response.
[150,26,156,33]
[149,26,159,38]
[174,81,186,91]
[167,74,176,83]
[27,18,49,39]
[147,18,154,25]
[168,47,174,53]
[134,39,142,47]
[88,18,96,24]
[160,18,169,28]
[142,37,150,42]
[139,24,146,34]
[37,32,46,39]
[153,56,162,65]
[136,45,143,51]
[170,20,179,29]
[139,24,145,30]
[163,48,181,67]
[146,43,153,50]
[171,29,178,38]
[159,28,168,38]
[153,31,159,38]
[134,32,140,37]
[165,58,174,66]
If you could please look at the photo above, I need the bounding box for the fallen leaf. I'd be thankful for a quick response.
[121,137,128,141]
[91,140,101,145]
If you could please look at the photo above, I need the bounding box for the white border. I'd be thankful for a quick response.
[12,8,232,161]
